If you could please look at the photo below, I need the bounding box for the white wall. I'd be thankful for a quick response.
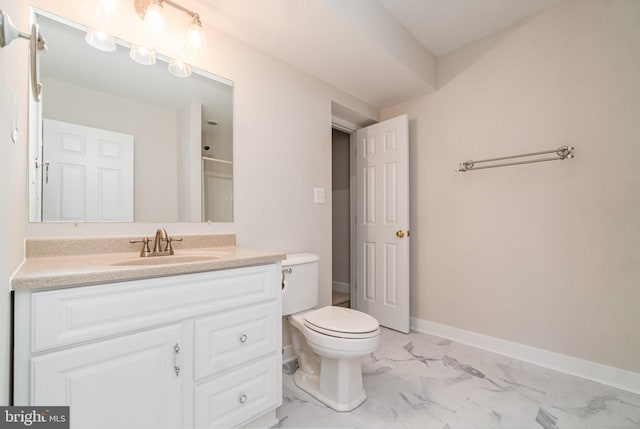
[383,0,640,373]
[0,0,30,404]
[23,2,379,312]
[437,25,516,88]
[42,78,178,222]
[177,101,202,222]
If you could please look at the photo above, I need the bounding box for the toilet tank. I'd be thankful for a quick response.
[281,253,319,316]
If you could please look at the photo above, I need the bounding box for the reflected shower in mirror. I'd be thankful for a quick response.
[29,11,233,223]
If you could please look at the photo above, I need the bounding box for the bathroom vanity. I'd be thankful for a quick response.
[12,234,284,429]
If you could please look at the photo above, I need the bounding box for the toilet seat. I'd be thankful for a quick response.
[290,310,379,360]
[303,306,379,339]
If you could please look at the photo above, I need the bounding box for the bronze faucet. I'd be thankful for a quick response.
[153,228,169,253]
[130,228,182,257]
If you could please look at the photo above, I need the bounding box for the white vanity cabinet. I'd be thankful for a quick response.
[13,263,282,429]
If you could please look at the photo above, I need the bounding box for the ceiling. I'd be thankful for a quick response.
[192,0,565,109]
[377,0,565,57]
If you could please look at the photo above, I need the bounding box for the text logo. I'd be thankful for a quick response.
[0,407,69,428]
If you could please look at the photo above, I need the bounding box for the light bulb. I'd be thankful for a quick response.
[86,0,118,52]
[144,1,165,37]
[168,58,191,78]
[185,15,204,57]
[85,28,116,52]
[129,45,156,65]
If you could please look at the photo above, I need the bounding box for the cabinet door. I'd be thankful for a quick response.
[31,325,183,429]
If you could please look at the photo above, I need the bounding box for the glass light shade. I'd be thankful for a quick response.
[168,58,191,78]
[85,28,116,52]
[143,2,165,37]
[97,0,119,15]
[129,45,156,65]
[184,17,205,58]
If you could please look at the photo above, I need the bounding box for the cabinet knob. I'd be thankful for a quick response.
[240,334,248,343]
[239,394,247,404]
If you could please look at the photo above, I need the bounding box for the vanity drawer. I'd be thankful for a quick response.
[194,355,280,429]
[30,265,277,352]
[194,302,279,379]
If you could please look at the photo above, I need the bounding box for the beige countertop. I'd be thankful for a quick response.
[13,234,285,291]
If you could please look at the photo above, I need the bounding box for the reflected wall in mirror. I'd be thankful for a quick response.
[28,10,233,223]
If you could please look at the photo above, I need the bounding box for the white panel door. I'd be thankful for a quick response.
[355,115,410,333]
[31,325,183,429]
[42,119,134,222]
[202,159,233,222]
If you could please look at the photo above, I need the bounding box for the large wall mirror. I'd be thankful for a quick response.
[28,10,233,223]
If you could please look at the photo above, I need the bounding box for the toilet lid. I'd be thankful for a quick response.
[303,306,379,339]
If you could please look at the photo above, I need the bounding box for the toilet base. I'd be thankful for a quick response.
[293,366,366,412]
[287,311,377,412]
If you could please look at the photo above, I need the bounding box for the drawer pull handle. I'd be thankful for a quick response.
[239,394,247,404]
[174,343,181,377]
[240,334,248,343]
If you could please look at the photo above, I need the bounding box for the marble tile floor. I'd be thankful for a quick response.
[276,328,640,429]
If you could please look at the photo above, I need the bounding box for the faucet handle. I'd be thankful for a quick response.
[165,236,183,254]
[130,237,152,256]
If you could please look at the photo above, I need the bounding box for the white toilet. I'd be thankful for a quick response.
[282,253,380,412]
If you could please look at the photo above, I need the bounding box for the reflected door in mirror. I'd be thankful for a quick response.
[203,158,233,222]
[42,119,134,222]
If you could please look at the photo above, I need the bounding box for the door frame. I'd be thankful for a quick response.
[331,119,358,308]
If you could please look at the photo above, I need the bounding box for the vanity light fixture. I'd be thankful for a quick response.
[135,0,205,77]
[0,8,47,101]
[85,0,205,78]
[184,14,204,57]
[168,57,191,77]
[142,0,165,38]
[129,44,156,65]
[85,28,116,52]
[85,0,119,51]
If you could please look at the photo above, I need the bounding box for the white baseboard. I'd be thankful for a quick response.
[282,344,296,364]
[332,281,350,294]
[410,317,640,395]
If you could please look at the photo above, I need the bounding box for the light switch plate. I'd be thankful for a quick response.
[314,187,326,204]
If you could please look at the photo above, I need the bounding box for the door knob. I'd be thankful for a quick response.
[396,230,405,238]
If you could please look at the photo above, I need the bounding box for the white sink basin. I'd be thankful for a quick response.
[111,255,218,267]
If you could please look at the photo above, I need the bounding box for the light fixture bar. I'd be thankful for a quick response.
[163,0,199,19]
[135,0,200,20]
